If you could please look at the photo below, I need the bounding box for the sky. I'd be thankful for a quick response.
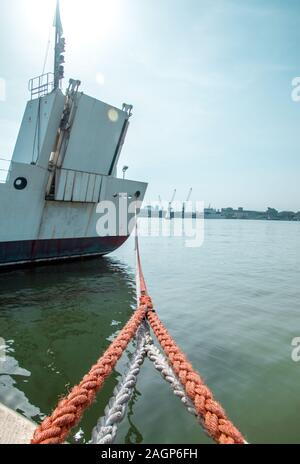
[0,0,300,211]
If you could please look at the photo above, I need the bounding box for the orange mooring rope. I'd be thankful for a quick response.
[146,310,244,444]
[135,228,245,445]
[31,221,245,445]
[31,307,146,444]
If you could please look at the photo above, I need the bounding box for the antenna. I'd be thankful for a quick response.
[53,0,65,89]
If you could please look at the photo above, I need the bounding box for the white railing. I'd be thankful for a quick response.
[28,73,54,100]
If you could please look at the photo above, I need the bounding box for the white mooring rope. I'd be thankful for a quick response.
[90,323,148,444]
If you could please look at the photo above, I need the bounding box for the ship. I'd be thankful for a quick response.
[0,2,147,268]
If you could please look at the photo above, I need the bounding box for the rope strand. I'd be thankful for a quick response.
[145,338,197,417]
[91,324,148,444]
[31,214,247,445]
[31,307,146,444]
[146,308,245,444]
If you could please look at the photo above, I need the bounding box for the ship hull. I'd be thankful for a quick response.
[0,90,148,269]
[0,236,128,268]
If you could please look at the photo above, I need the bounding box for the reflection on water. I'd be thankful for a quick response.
[1,219,300,444]
[0,353,40,419]
[0,258,140,443]
[125,389,143,445]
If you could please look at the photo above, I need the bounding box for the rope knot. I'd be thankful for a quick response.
[139,295,153,310]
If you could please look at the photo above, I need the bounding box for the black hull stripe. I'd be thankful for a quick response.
[0,236,128,267]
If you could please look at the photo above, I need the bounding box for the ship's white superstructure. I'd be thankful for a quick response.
[0,2,147,267]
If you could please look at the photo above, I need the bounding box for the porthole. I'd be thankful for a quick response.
[14,177,28,190]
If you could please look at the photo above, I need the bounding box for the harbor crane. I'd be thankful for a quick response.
[158,195,163,217]
[182,188,193,217]
[169,189,176,206]
[167,189,177,219]
[186,188,193,202]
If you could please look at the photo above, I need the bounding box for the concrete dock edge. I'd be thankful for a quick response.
[0,403,36,444]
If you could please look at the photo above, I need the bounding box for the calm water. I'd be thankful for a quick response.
[0,219,300,444]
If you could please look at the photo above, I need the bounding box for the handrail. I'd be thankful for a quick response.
[28,73,54,100]
[57,166,136,182]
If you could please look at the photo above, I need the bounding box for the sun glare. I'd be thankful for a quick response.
[24,0,121,51]
[62,0,121,45]
[96,72,105,86]
[20,0,123,83]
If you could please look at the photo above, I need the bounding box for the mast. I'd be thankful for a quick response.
[53,0,65,89]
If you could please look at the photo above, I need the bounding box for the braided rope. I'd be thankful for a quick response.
[147,309,245,445]
[145,335,249,443]
[145,339,197,417]
[91,324,148,444]
[31,307,146,444]
[30,219,247,445]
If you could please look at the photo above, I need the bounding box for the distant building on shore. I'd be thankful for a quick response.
[140,204,300,221]
[219,207,300,221]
